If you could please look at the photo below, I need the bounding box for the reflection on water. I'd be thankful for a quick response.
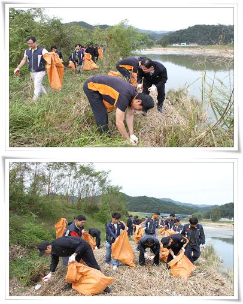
[204,226,234,269]
[137,53,234,117]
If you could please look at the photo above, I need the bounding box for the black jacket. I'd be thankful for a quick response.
[137,61,167,86]
[138,236,160,255]
[181,224,205,245]
[161,233,187,252]
[88,228,101,237]
[105,221,125,244]
[50,236,91,272]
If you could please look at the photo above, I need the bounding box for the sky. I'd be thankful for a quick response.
[92,162,234,206]
[16,6,234,32]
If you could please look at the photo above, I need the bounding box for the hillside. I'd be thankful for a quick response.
[124,194,196,214]
[165,24,234,45]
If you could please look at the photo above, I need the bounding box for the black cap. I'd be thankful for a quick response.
[136,93,154,113]
[161,236,170,248]
[38,241,50,257]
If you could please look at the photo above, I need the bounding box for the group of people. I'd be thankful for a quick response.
[37,211,205,294]
[14,36,168,145]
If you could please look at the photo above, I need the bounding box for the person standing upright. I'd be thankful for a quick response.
[14,36,48,100]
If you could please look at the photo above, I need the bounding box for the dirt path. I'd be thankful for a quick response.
[9,240,233,297]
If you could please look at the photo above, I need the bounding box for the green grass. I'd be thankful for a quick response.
[9,62,234,147]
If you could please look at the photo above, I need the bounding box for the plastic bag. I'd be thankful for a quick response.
[168,250,196,279]
[83,53,99,71]
[107,70,122,77]
[112,226,136,267]
[43,52,64,90]
[160,244,169,262]
[68,61,75,72]
[82,232,96,250]
[66,262,115,295]
[133,225,144,243]
[54,218,67,238]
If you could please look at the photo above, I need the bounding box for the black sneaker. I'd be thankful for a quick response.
[104,286,111,293]
[157,105,163,113]
[64,283,72,290]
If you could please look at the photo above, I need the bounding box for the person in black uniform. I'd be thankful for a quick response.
[127,215,134,237]
[85,43,96,62]
[181,217,206,264]
[38,236,111,293]
[137,57,168,113]
[138,236,160,266]
[161,233,188,263]
[83,75,154,144]
[69,44,84,73]
[88,228,101,249]
[50,45,63,60]
[172,218,184,233]
[165,214,175,230]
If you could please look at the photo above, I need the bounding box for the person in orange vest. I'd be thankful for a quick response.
[83,75,154,145]
[116,56,144,83]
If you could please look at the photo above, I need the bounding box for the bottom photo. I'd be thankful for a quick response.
[6,161,236,298]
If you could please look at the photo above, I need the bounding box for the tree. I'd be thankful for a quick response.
[211,208,221,222]
[191,212,203,221]
[161,35,169,47]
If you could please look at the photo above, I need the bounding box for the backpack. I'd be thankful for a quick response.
[145,218,156,235]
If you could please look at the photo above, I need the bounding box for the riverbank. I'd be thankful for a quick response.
[201,221,234,230]
[140,46,234,58]
[9,241,233,297]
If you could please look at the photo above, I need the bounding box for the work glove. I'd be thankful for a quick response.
[14,68,19,75]
[149,255,155,261]
[201,244,206,250]
[148,85,157,93]
[181,247,185,252]
[130,134,138,145]
[68,254,76,263]
[144,252,148,259]
[137,84,143,91]
[43,272,52,282]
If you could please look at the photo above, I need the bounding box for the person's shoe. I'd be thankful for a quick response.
[64,283,72,290]
[157,105,163,113]
[104,286,111,293]
[112,265,118,270]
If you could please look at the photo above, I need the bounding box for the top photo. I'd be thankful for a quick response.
[7,6,235,148]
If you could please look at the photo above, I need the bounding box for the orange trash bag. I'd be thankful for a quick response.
[107,70,122,77]
[130,71,137,87]
[54,218,67,238]
[112,226,136,267]
[68,61,75,72]
[159,227,166,235]
[164,229,177,237]
[66,262,115,295]
[133,225,144,243]
[82,232,96,250]
[83,53,99,71]
[43,52,64,90]
[168,250,196,280]
[98,48,103,60]
[160,244,169,262]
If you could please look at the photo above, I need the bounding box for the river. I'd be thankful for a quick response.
[203,225,234,270]
[136,51,234,122]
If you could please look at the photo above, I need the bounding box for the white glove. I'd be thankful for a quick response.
[182,247,185,252]
[137,84,143,90]
[148,85,157,93]
[173,255,176,259]
[130,134,138,145]
[68,254,76,263]
[43,272,52,282]
[149,255,155,261]
[14,68,19,75]
[201,244,206,249]
[144,252,148,259]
